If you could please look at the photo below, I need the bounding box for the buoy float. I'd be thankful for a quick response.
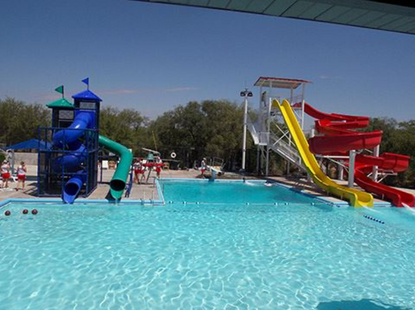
[31,209,38,215]
[5,210,11,216]
[22,209,29,214]
[170,152,177,159]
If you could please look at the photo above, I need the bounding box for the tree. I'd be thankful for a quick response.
[365,117,415,188]
[0,97,49,146]
[151,100,248,169]
[99,107,150,155]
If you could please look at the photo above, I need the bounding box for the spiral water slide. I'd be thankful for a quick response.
[303,102,415,207]
[52,112,132,203]
[274,99,373,207]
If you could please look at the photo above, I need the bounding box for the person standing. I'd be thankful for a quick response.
[133,158,145,184]
[16,161,27,190]
[200,158,207,178]
[155,156,163,179]
[1,160,11,189]
[133,159,140,184]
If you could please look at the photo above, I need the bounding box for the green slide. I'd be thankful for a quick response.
[98,135,133,200]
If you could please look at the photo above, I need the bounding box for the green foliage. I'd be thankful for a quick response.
[99,107,150,156]
[0,97,50,146]
[151,100,248,169]
[365,117,415,188]
[4,96,413,184]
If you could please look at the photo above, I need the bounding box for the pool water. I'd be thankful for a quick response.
[0,180,415,310]
[160,179,321,205]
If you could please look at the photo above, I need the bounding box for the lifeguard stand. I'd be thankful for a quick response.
[247,77,311,176]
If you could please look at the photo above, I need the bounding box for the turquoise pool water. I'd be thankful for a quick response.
[1,180,415,309]
[160,179,321,205]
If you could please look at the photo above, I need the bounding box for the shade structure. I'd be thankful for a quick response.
[133,0,415,35]
[5,139,51,150]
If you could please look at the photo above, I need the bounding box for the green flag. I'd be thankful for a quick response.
[55,85,64,96]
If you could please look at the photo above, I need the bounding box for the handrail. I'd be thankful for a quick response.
[268,133,306,171]
[246,115,268,145]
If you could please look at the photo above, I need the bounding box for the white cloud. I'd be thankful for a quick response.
[98,89,139,95]
[165,87,199,92]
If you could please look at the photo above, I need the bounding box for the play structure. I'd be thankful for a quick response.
[37,82,132,203]
[246,77,414,207]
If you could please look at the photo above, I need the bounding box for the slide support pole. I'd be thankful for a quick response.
[348,150,356,188]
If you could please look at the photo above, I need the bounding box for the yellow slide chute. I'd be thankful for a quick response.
[274,99,373,207]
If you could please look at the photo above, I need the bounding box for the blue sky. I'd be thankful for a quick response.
[1,0,414,122]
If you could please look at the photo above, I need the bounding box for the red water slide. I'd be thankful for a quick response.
[297,102,414,207]
[355,153,414,207]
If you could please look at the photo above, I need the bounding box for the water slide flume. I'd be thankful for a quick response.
[274,99,374,207]
[98,135,133,201]
[354,153,415,207]
[302,102,415,207]
[52,112,132,203]
[52,112,92,204]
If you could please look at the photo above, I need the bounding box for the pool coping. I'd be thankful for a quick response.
[157,178,393,208]
[0,180,165,209]
[0,178,392,209]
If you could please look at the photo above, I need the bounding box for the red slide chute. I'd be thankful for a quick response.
[299,102,414,207]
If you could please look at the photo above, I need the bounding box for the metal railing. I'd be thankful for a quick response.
[246,115,268,145]
[268,133,305,171]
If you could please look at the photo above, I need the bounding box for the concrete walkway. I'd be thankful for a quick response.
[1,165,414,206]
[0,166,203,202]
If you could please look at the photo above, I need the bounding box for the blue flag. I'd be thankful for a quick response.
[82,77,89,87]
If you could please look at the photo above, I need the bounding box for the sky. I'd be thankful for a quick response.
[1,0,415,124]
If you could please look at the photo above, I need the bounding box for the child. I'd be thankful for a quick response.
[16,161,27,190]
[1,160,11,189]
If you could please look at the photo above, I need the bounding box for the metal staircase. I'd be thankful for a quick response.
[246,115,268,145]
[247,116,306,172]
[268,133,305,171]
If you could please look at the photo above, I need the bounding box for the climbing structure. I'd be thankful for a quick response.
[37,83,132,203]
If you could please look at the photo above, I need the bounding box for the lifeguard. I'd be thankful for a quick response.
[16,161,27,190]
[1,160,11,189]
[155,156,163,178]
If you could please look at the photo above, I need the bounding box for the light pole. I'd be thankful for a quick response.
[240,88,253,172]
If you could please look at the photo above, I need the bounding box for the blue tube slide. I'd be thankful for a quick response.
[62,171,86,204]
[52,112,92,204]
[53,112,92,147]
[53,144,87,172]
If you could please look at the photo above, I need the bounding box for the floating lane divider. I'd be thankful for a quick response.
[167,201,324,206]
[363,215,385,224]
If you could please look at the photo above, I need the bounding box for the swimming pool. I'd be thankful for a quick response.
[0,180,414,309]
[160,179,325,206]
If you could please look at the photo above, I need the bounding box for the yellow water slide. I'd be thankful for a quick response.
[274,99,373,207]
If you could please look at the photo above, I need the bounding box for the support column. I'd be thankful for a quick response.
[266,148,270,176]
[307,128,315,182]
[241,96,248,171]
[348,150,356,188]
[256,146,260,175]
[372,145,380,182]
[338,161,344,181]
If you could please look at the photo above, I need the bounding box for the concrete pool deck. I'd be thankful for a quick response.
[1,165,414,207]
